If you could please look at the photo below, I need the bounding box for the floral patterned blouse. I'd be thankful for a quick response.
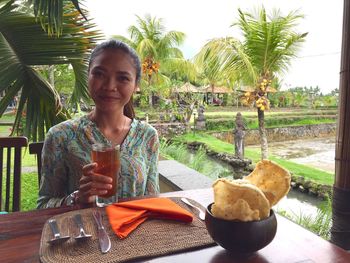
[37,115,159,209]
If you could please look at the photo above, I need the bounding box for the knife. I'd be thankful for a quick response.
[92,210,111,253]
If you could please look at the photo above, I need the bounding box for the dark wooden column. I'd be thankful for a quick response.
[331,0,350,250]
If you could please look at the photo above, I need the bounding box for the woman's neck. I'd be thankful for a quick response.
[89,108,127,131]
[88,108,131,144]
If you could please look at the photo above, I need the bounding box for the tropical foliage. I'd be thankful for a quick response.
[0,0,102,141]
[31,0,86,36]
[278,197,332,240]
[113,14,197,104]
[197,7,307,159]
[194,47,230,103]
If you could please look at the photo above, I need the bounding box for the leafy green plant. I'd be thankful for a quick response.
[277,198,332,240]
[160,140,188,164]
[159,139,231,180]
[190,146,208,172]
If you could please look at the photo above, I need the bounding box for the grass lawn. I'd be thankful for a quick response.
[205,111,258,117]
[0,125,12,137]
[1,172,39,212]
[176,132,334,185]
[204,108,336,117]
[1,150,39,211]
[0,111,16,121]
[21,172,39,210]
[1,148,38,167]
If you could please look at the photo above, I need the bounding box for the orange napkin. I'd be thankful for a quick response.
[105,198,193,239]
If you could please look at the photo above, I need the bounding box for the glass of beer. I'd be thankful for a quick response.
[91,142,120,207]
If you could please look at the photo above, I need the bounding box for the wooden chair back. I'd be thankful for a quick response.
[0,136,28,212]
[29,142,44,186]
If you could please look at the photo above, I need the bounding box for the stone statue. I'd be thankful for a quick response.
[233,112,245,159]
[196,105,206,130]
[197,105,205,121]
[159,113,165,123]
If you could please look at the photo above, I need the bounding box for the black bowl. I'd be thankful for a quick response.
[205,203,277,254]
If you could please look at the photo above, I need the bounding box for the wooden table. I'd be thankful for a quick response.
[1,188,349,263]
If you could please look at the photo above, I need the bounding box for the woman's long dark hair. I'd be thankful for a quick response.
[88,40,141,118]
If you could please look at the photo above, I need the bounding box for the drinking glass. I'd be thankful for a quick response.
[91,143,120,207]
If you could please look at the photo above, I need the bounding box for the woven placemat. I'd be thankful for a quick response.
[39,197,216,263]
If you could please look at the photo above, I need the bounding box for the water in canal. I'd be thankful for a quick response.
[275,188,323,217]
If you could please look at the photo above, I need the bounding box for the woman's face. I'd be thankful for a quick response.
[88,48,138,113]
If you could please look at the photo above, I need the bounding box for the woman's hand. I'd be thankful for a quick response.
[78,163,113,204]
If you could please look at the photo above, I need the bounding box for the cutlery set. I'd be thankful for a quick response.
[47,199,205,254]
[47,211,110,253]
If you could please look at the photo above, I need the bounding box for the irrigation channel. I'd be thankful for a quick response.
[185,137,335,218]
[253,137,334,217]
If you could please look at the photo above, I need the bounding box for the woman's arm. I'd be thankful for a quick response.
[37,128,68,209]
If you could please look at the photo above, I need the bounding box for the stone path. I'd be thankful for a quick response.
[22,167,37,173]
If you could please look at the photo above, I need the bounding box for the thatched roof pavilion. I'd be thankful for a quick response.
[202,85,233,94]
[173,82,200,93]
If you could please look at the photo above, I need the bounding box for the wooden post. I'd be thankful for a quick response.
[331,0,350,250]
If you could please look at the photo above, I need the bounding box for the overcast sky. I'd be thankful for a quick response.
[85,0,343,94]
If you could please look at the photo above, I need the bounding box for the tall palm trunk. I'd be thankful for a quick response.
[211,83,214,104]
[257,108,268,159]
[148,74,153,107]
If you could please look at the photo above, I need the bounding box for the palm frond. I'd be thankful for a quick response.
[236,7,306,77]
[112,35,136,50]
[118,14,191,96]
[158,31,185,57]
[128,25,144,44]
[0,1,102,140]
[69,61,90,108]
[137,38,158,59]
[162,58,198,82]
[32,0,87,36]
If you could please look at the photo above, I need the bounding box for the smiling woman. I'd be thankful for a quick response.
[37,40,160,209]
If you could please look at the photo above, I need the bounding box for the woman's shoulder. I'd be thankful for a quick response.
[133,119,158,137]
[47,115,88,137]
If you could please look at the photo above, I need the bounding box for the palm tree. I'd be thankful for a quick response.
[200,7,307,159]
[113,14,196,106]
[0,0,102,141]
[293,91,308,107]
[194,45,234,104]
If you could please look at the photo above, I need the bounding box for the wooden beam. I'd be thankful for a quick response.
[335,0,350,188]
[331,0,350,250]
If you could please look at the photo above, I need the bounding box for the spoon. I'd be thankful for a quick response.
[47,219,70,245]
[181,197,206,220]
[73,214,92,241]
